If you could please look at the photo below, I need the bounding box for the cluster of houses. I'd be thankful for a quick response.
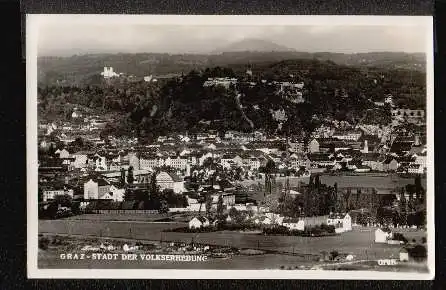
[189,211,352,234]
[38,119,427,204]
[202,75,306,104]
[203,77,238,89]
[38,90,426,205]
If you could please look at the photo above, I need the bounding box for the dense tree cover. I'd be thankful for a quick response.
[278,175,338,217]
[38,194,74,219]
[38,59,426,141]
[38,51,425,85]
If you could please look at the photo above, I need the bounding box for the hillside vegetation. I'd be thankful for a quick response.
[38,51,425,86]
[38,58,426,142]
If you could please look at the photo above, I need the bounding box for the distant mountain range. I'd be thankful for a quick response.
[212,38,294,54]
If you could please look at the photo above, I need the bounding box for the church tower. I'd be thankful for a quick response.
[363,140,368,153]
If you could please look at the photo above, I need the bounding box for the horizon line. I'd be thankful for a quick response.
[38,50,427,58]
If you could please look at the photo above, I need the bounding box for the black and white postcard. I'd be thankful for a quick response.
[26,15,434,279]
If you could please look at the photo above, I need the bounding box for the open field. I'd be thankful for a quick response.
[64,213,194,223]
[39,219,427,265]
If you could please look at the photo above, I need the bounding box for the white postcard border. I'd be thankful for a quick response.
[27,14,435,280]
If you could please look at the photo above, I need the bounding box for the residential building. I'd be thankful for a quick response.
[42,186,74,202]
[327,213,352,233]
[203,77,237,89]
[71,151,90,168]
[362,153,385,171]
[288,140,305,153]
[307,153,335,168]
[399,248,409,262]
[57,149,70,159]
[164,156,188,170]
[355,165,371,172]
[308,139,320,153]
[156,171,185,193]
[100,185,125,202]
[391,108,425,124]
[189,216,210,229]
[332,129,362,141]
[222,193,236,206]
[140,155,161,170]
[83,178,112,200]
[375,228,393,243]
[408,164,423,174]
[282,218,305,231]
[221,154,243,169]
[60,157,75,171]
[242,157,261,171]
[92,154,108,171]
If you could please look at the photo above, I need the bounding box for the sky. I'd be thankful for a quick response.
[36,21,429,56]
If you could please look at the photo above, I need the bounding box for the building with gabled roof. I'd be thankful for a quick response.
[327,213,352,233]
[189,216,210,229]
[156,171,184,193]
[83,178,112,200]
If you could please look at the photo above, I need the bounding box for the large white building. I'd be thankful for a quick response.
[332,130,362,141]
[83,178,111,200]
[101,66,119,79]
[42,188,74,202]
[164,157,188,170]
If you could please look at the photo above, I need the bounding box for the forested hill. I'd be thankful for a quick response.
[38,51,425,86]
[38,58,426,142]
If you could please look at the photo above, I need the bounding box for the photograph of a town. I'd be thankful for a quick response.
[30,16,433,276]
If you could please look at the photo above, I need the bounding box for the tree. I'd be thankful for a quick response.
[343,188,352,212]
[264,159,276,196]
[205,194,213,216]
[314,175,321,189]
[414,176,424,200]
[53,194,72,207]
[263,194,280,213]
[229,207,238,219]
[149,172,159,196]
[309,175,314,188]
[120,168,126,186]
[217,195,224,220]
[158,199,169,214]
[127,166,134,184]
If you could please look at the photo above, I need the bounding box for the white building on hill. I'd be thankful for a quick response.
[101,67,119,79]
